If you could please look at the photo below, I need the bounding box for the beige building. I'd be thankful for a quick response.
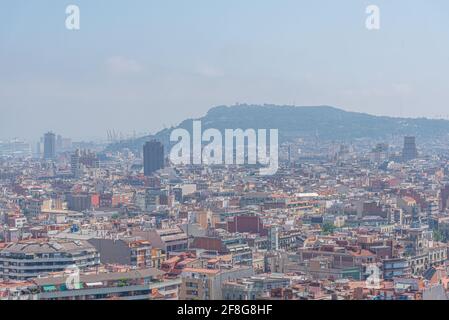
[180,266,254,300]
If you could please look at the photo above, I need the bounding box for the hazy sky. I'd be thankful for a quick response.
[1,0,449,141]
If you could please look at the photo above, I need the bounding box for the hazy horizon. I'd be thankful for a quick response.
[1,0,449,141]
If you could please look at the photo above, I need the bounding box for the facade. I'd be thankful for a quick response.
[143,140,164,176]
[383,258,411,280]
[1,268,180,300]
[147,227,189,253]
[180,266,254,300]
[408,246,447,275]
[440,184,449,211]
[88,238,166,269]
[191,235,253,266]
[67,194,92,212]
[43,132,56,160]
[402,136,418,162]
[0,240,100,281]
[222,275,291,300]
[34,268,180,300]
[70,150,80,177]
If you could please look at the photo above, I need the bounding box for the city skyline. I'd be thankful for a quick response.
[5,103,449,143]
[4,0,449,306]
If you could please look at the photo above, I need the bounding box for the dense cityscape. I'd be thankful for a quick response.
[2,1,449,312]
[2,123,449,301]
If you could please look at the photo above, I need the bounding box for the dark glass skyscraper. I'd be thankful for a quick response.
[143,140,164,176]
[43,132,56,160]
[402,136,418,162]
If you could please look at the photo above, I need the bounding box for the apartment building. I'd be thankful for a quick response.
[222,274,292,300]
[87,238,166,269]
[1,268,181,300]
[0,240,100,280]
[33,268,180,300]
[180,266,254,300]
[147,227,189,253]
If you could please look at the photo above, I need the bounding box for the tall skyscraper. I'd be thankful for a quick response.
[440,184,449,211]
[43,132,56,160]
[143,140,164,176]
[370,143,389,163]
[402,136,418,162]
[71,149,81,177]
[56,134,63,153]
[35,141,42,159]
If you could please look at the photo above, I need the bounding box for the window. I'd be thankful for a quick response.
[186,290,198,296]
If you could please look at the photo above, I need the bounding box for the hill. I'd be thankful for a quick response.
[106,104,449,152]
